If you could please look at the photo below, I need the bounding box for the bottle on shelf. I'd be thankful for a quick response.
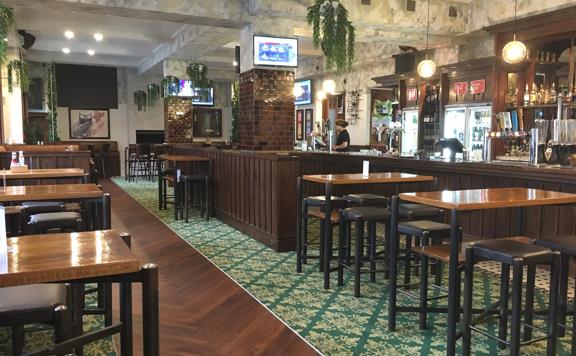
[529,84,537,106]
[10,152,17,167]
[550,83,557,104]
[523,84,530,106]
[18,151,24,166]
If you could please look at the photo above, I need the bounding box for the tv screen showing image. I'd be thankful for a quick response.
[253,35,298,67]
[178,80,214,106]
[294,79,312,106]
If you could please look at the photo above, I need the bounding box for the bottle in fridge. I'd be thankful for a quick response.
[400,109,419,155]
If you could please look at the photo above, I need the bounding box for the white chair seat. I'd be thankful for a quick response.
[0,284,66,312]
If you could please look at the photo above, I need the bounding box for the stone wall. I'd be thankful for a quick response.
[165,98,193,143]
[239,69,294,151]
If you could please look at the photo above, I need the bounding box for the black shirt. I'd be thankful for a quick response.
[336,129,350,152]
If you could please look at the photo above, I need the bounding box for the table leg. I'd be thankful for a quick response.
[72,282,85,356]
[296,176,303,273]
[446,209,460,356]
[323,183,333,289]
[158,159,163,210]
[388,195,399,331]
[102,193,111,230]
[174,176,180,221]
[516,206,525,236]
[120,281,133,356]
[141,263,159,356]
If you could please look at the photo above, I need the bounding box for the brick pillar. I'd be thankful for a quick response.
[239,69,294,151]
[164,98,193,143]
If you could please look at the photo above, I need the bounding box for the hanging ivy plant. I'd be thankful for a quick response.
[7,57,30,93]
[307,0,355,73]
[186,63,212,89]
[0,3,14,65]
[161,76,180,97]
[134,90,147,111]
[46,63,60,142]
[230,81,240,143]
[147,83,160,108]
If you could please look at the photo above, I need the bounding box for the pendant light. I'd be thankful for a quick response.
[417,0,436,79]
[322,79,336,95]
[502,0,526,64]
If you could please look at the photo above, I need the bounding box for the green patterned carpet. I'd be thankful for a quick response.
[0,285,116,355]
[113,178,572,355]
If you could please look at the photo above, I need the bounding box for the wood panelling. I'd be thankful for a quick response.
[0,151,91,184]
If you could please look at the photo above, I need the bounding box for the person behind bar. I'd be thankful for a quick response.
[333,120,350,152]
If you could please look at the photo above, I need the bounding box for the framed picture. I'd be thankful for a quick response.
[296,109,304,140]
[69,109,110,139]
[304,109,313,136]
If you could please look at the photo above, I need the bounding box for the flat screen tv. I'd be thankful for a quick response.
[56,64,118,109]
[294,79,312,105]
[178,80,214,106]
[253,35,298,67]
[136,130,165,144]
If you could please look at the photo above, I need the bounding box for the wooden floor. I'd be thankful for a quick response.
[102,180,318,355]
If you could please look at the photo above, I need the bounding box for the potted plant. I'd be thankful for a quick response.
[230,81,240,145]
[134,90,147,111]
[0,3,13,65]
[46,63,60,142]
[147,83,160,107]
[307,0,355,72]
[186,63,212,89]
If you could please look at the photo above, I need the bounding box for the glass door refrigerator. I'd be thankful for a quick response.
[400,109,419,155]
[443,104,492,160]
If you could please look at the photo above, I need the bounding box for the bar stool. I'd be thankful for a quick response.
[398,203,444,220]
[21,201,65,233]
[344,193,389,207]
[337,206,390,297]
[28,211,84,234]
[159,168,176,210]
[462,239,560,356]
[525,235,576,352]
[396,220,452,329]
[296,196,348,273]
[182,174,211,222]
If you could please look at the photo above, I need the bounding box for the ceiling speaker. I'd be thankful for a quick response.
[18,30,35,50]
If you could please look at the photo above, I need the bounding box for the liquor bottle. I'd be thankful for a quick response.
[529,84,537,106]
[550,83,557,104]
[572,86,576,103]
[544,87,550,104]
[536,85,543,105]
[10,152,17,167]
[523,84,530,106]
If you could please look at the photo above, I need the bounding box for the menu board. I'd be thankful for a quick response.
[294,80,312,105]
[254,35,298,67]
[454,82,467,96]
[470,79,486,95]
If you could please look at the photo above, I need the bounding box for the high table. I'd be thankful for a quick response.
[299,173,434,289]
[0,230,159,356]
[387,187,576,356]
[0,183,109,231]
[158,154,211,220]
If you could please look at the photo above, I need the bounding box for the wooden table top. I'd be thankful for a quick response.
[2,168,85,179]
[400,187,576,211]
[0,230,140,287]
[159,154,210,162]
[303,172,434,185]
[0,183,102,202]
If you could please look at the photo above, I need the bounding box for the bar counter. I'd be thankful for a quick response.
[170,145,576,251]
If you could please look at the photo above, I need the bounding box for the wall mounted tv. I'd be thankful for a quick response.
[56,64,118,109]
[294,79,312,106]
[178,80,214,106]
[253,35,298,67]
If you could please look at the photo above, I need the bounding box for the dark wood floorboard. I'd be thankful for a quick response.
[102,179,319,356]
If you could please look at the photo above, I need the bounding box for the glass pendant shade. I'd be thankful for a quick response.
[417,59,436,79]
[502,36,527,64]
[292,84,304,98]
[316,90,327,101]
[322,79,336,94]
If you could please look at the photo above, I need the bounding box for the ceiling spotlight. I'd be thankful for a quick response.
[62,47,70,54]
[87,49,95,56]
[64,30,74,39]
[3,38,6,42]
[232,60,238,66]
[94,33,103,41]
[322,79,336,95]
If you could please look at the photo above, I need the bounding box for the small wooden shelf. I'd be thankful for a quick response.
[518,104,558,109]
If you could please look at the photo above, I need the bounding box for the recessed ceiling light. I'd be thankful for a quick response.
[94,33,103,41]
[64,30,74,39]
[87,49,95,56]
[3,38,7,42]
[232,60,238,66]
[62,48,70,54]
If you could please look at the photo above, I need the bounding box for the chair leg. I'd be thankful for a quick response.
[557,254,569,337]
[547,253,560,356]
[498,263,510,350]
[11,324,24,356]
[368,222,376,283]
[319,222,325,273]
[403,235,412,290]
[523,264,536,341]
[419,236,430,330]
[337,214,347,286]
[354,219,364,297]
[300,202,309,268]
[571,268,576,356]
[462,246,474,356]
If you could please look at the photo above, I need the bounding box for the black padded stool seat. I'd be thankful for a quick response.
[342,207,390,221]
[398,220,451,237]
[304,196,348,209]
[398,203,443,220]
[472,239,553,265]
[21,201,64,214]
[535,235,576,256]
[29,212,83,231]
[344,193,388,207]
[162,168,175,176]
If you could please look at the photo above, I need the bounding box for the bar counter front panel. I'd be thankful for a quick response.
[172,146,576,251]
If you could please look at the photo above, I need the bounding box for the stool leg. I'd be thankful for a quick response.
[297,201,307,273]
[319,222,325,273]
[368,222,376,283]
[337,213,347,286]
[413,236,421,277]
[510,262,524,356]
[557,254,569,337]
[346,221,352,265]
[354,219,364,297]
[462,246,474,356]
[384,219,390,280]
[184,181,190,223]
[419,235,430,330]
[547,253,560,356]
[11,324,24,355]
[523,264,536,342]
[403,235,412,290]
[499,263,510,350]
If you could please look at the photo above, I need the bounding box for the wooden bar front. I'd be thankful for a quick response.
[171,146,576,251]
